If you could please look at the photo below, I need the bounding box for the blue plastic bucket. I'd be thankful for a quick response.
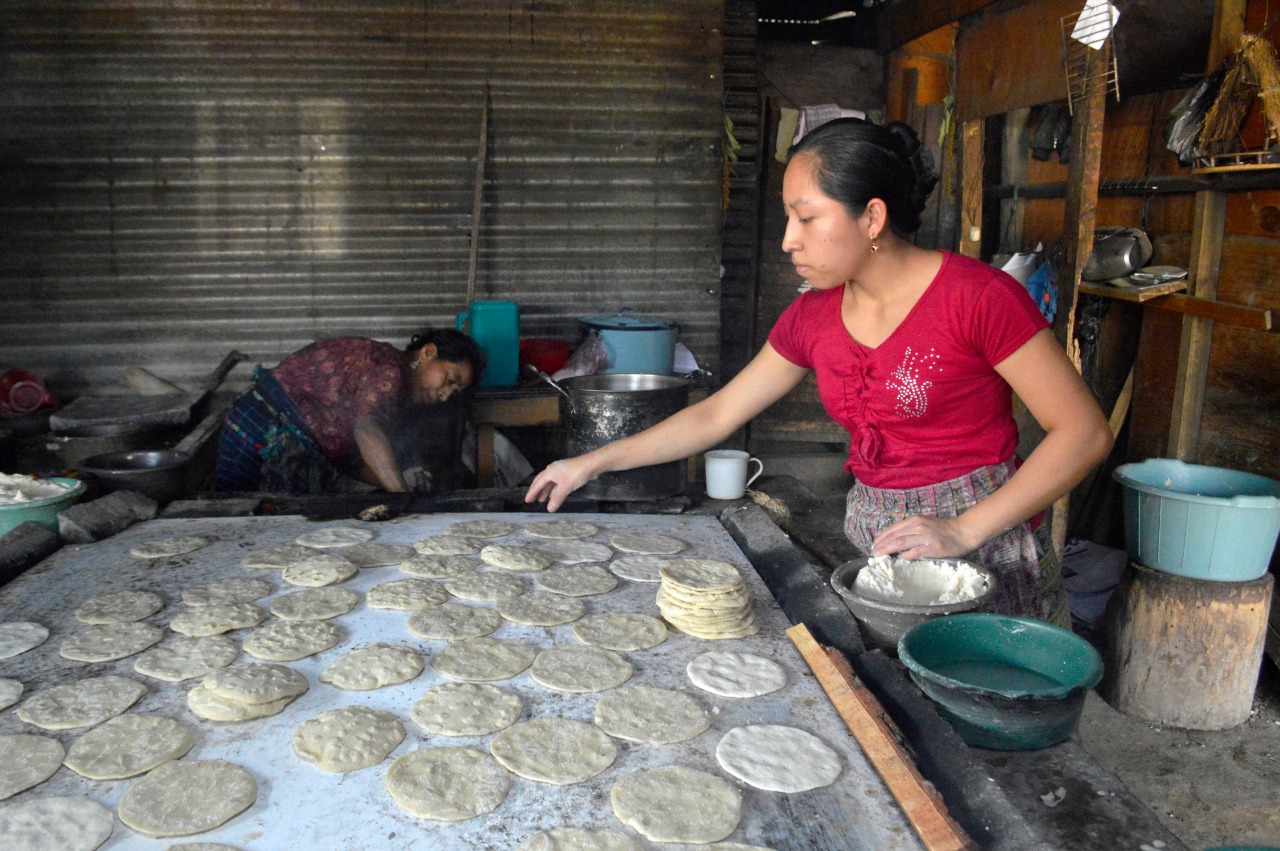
[456,301,519,388]
[1113,459,1280,581]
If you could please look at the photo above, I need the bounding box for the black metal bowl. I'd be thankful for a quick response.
[76,449,191,505]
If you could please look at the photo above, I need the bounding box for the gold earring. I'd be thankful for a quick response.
[869,238,879,254]
[410,360,420,371]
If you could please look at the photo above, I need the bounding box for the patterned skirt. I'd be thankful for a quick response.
[843,460,1067,625]
[212,368,344,494]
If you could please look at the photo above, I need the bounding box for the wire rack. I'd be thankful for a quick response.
[1060,5,1120,114]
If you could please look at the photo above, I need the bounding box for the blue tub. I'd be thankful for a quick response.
[1113,459,1280,581]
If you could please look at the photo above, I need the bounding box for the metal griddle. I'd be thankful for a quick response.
[0,512,922,850]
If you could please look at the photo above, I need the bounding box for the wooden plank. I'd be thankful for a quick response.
[787,623,977,851]
[880,0,996,51]
[1078,279,1189,302]
[1168,189,1228,460]
[958,119,984,256]
[1152,293,1273,331]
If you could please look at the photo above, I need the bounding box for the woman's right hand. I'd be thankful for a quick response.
[524,456,598,512]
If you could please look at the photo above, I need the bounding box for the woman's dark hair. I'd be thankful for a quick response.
[788,118,940,237]
[405,328,486,377]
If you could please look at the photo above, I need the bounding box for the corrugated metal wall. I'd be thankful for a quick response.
[0,1,725,396]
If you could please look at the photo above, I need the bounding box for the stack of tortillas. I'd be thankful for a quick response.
[656,559,757,639]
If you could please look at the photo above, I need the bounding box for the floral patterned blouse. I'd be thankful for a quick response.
[270,337,408,468]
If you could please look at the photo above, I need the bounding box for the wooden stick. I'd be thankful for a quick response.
[466,83,490,308]
[788,623,976,851]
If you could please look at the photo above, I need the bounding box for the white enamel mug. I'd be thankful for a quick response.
[704,449,764,500]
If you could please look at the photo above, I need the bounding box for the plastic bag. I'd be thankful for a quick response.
[551,334,609,381]
[1165,72,1222,166]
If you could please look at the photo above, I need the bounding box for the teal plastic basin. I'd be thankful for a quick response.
[898,614,1104,751]
[1113,459,1280,581]
[0,476,85,537]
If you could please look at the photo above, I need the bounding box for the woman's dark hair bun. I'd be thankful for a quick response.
[405,327,486,378]
[885,121,940,218]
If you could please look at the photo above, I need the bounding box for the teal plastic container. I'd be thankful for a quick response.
[0,477,85,536]
[898,614,1104,751]
[456,301,519,388]
[1113,459,1280,581]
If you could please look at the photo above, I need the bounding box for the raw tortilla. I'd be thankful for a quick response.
[610,766,741,844]
[607,555,667,583]
[292,705,405,772]
[571,613,667,652]
[496,592,586,627]
[281,553,357,587]
[0,797,114,851]
[441,571,525,602]
[130,536,210,559]
[594,686,711,744]
[367,578,448,610]
[241,543,316,570]
[242,619,339,661]
[517,829,643,851]
[295,526,374,548]
[203,662,310,704]
[337,541,415,567]
[64,714,194,780]
[0,733,64,800]
[534,565,618,597]
[17,675,146,729]
[413,534,485,556]
[187,686,295,722]
[490,718,616,785]
[660,558,743,591]
[133,636,239,682]
[0,678,23,710]
[319,643,423,690]
[169,602,264,637]
[60,621,163,662]
[181,577,272,607]
[715,724,842,793]
[432,637,536,682]
[407,603,501,641]
[384,747,511,821]
[410,683,524,737]
[0,622,49,659]
[74,589,164,624]
[530,646,633,693]
[534,540,614,564]
[447,519,516,538]
[164,845,240,851]
[686,651,786,698]
[609,532,686,555]
[268,587,359,621]
[480,544,555,572]
[523,520,598,540]
[400,553,477,579]
[118,759,258,837]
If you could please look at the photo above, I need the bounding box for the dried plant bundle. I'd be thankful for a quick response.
[1241,34,1280,147]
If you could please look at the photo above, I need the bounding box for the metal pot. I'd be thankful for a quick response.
[579,308,679,375]
[76,449,191,505]
[47,423,170,466]
[556,373,690,501]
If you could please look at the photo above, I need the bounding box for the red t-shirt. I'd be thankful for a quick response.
[769,251,1048,489]
[270,338,408,468]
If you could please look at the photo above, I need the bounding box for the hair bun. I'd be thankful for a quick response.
[885,122,940,215]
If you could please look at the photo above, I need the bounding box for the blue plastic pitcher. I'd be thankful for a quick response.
[456,301,519,388]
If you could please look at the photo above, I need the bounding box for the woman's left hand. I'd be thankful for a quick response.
[870,515,978,560]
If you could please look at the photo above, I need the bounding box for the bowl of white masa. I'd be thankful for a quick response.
[830,555,997,650]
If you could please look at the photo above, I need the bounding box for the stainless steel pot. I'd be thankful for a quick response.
[76,449,191,505]
[556,373,690,501]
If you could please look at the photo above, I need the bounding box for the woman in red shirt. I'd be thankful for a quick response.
[526,119,1112,622]
[215,329,483,494]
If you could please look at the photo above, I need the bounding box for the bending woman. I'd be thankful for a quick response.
[214,329,484,494]
[526,119,1113,623]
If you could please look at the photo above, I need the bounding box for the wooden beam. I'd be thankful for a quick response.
[879,0,997,51]
[1168,189,1229,459]
[787,624,977,851]
[1154,292,1271,331]
[958,119,984,257]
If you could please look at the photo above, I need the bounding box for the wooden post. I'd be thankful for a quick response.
[958,119,984,258]
[1100,563,1274,730]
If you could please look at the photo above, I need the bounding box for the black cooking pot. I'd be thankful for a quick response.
[76,449,192,505]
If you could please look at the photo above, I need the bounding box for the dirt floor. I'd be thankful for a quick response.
[758,448,1280,851]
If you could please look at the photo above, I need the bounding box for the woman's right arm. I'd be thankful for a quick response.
[525,344,810,511]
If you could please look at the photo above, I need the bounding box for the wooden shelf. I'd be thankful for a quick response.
[1078,279,1188,302]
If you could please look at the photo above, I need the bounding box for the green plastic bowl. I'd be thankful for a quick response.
[898,613,1104,751]
[0,476,85,537]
